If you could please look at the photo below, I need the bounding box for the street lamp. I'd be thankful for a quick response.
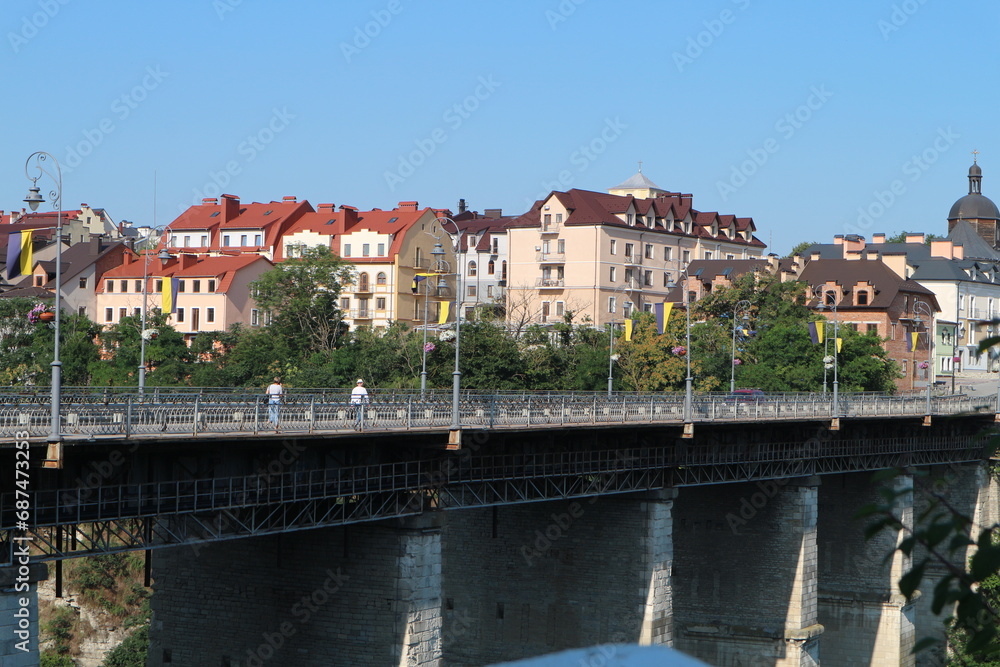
[813,284,839,424]
[419,241,447,394]
[913,299,933,422]
[24,152,63,454]
[684,283,693,433]
[138,228,173,396]
[729,299,751,392]
[606,282,631,395]
[436,217,463,446]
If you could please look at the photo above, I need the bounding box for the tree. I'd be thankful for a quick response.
[885,231,944,244]
[101,623,148,667]
[89,314,190,387]
[249,246,354,357]
[787,241,817,257]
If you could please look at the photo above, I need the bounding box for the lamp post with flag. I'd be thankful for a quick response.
[138,228,173,397]
[913,299,933,423]
[417,241,447,394]
[729,299,752,392]
[813,284,840,426]
[22,152,64,457]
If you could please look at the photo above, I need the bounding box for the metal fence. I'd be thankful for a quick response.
[0,389,993,440]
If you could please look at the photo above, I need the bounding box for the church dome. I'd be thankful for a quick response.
[948,193,999,221]
[948,158,999,220]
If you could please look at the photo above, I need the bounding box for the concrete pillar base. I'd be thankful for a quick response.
[0,562,48,667]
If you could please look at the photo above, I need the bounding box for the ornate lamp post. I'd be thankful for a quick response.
[138,228,173,396]
[420,241,447,394]
[729,299,751,392]
[814,284,839,424]
[606,282,630,396]
[23,152,63,453]
[913,299,933,423]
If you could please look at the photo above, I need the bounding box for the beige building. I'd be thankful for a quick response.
[506,171,766,328]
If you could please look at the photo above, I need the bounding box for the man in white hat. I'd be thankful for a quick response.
[350,379,369,428]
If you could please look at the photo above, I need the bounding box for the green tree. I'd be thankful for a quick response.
[885,231,944,244]
[101,623,148,667]
[89,314,190,387]
[250,246,354,358]
[0,298,100,386]
[787,241,817,257]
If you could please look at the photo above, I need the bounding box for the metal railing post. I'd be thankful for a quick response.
[193,396,200,436]
[309,396,316,434]
[125,396,132,438]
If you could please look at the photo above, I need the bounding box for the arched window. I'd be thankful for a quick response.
[376,272,387,286]
[487,260,495,275]
[501,261,507,281]
[358,273,370,291]
[468,261,477,277]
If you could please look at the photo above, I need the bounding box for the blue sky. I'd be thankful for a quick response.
[2,0,997,255]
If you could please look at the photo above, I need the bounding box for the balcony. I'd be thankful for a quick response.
[536,252,566,263]
[403,257,428,270]
[624,254,642,266]
[968,308,996,321]
[354,284,373,294]
[540,221,560,234]
[350,309,373,320]
[535,278,565,288]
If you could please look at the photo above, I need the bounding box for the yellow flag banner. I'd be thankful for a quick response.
[836,337,843,353]
[910,331,919,352]
[438,301,450,325]
[624,319,633,341]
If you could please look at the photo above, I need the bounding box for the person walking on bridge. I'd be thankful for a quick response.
[266,377,283,431]
[350,378,369,429]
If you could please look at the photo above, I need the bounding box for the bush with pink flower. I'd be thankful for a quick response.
[671,346,686,356]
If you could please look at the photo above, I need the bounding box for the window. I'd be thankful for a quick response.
[487,260,495,275]
[501,261,507,280]
[240,234,248,246]
[544,214,551,225]
[191,308,199,331]
[541,301,550,321]
[34,276,43,287]
[625,268,633,283]
[609,296,616,314]
[555,213,563,223]
[664,247,672,261]
[487,285,494,297]
[344,244,352,257]
[207,308,215,323]
[376,297,386,310]
[682,250,691,263]
[610,240,617,255]
[201,235,208,246]
[183,236,191,248]
[556,301,565,316]
[610,267,617,282]
[663,272,671,287]
[251,309,259,326]
[557,239,565,254]
[376,272,387,286]
[78,306,86,317]
[340,298,350,310]
[902,359,908,376]
[704,251,713,260]
[79,277,87,288]
[121,280,128,292]
[358,273,369,291]
[104,307,113,322]
[208,280,216,292]
[492,238,499,254]
[645,244,654,259]
[627,213,634,225]
[623,301,633,318]
[193,280,201,293]
[644,270,652,286]
[223,235,230,246]
[176,308,185,323]
[857,291,868,305]
[959,294,965,311]
[254,234,262,246]
[155,279,163,292]
[625,243,634,259]
[177,280,186,293]
[468,261,477,277]
[867,323,878,333]
[119,307,127,320]
[726,254,735,260]
[134,280,142,292]
[362,244,370,257]
[106,280,114,293]
[377,243,385,256]
[467,285,477,297]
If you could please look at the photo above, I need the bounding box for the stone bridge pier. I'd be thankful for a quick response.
[672,477,822,666]
[147,514,443,666]
[0,561,47,667]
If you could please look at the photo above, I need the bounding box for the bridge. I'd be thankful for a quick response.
[1,389,997,666]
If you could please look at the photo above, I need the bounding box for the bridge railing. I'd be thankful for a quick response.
[0,390,993,439]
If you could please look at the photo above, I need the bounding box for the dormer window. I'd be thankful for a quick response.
[857,291,869,305]
[627,213,634,226]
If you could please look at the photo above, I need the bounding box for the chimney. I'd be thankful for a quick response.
[680,194,693,206]
[843,234,865,254]
[202,198,218,205]
[317,203,336,212]
[90,233,104,255]
[930,239,953,259]
[458,198,467,214]
[123,250,134,265]
[397,201,419,211]
[872,233,886,244]
[484,208,502,219]
[954,244,965,260]
[881,254,907,279]
[833,235,845,245]
[222,194,240,222]
[905,232,925,244]
[340,205,359,227]
[179,253,198,269]
[282,196,297,204]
